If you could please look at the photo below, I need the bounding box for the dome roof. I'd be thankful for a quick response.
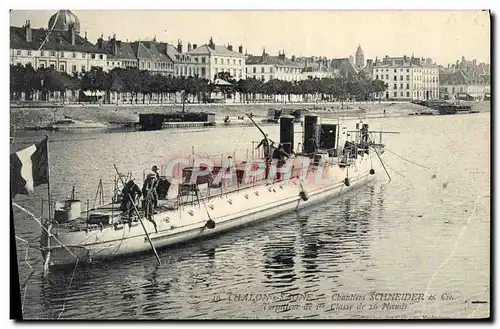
[48,10,80,34]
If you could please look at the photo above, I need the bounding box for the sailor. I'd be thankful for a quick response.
[121,179,142,224]
[142,173,158,233]
[256,134,273,158]
[304,136,318,156]
[361,124,369,142]
[151,165,160,208]
[273,143,290,161]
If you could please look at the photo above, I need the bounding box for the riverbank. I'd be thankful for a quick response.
[10,101,489,130]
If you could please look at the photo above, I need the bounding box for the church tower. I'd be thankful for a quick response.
[355,44,365,70]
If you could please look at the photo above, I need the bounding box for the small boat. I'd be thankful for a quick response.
[40,114,394,269]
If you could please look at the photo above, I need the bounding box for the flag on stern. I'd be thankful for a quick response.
[10,137,49,198]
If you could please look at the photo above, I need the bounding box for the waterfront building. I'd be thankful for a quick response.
[372,55,439,100]
[439,69,490,101]
[10,10,106,75]
[187,38,246,81]
[245,49,302,82]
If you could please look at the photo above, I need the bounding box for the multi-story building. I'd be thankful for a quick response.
[10,10,106,75]
[245,50,303,82]
[97,36,175,75]
[439,68,490,101]
[187,38,246,81]
[372,55,439,100]
[157,41,201,78]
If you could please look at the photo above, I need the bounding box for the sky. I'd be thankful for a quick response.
[9,10,491,66]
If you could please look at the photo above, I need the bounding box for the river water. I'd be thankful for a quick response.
[11,112,490,319]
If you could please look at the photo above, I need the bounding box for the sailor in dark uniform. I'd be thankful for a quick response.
[121,179,142,224]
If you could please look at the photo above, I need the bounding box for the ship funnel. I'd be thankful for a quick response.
[303,114,319,148]
[279,115,294,155]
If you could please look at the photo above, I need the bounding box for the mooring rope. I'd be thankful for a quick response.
[384,147,431,170]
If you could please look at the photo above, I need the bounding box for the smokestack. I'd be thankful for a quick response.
[303,114,319,148]
[280,116,294,155]
[24,20,32,42]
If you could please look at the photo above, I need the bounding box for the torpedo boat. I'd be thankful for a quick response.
[40,114,394,268]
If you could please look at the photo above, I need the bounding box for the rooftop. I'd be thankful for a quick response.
[10,25,103,53]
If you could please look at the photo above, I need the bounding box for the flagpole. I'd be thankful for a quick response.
[45,135,51,224]
[44,135,52,276]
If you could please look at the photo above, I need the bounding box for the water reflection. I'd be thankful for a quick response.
[261,232,297,289]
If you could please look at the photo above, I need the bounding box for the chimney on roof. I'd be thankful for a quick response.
[68,23,76,45]
[97,36,104,50]
[110,35,118,56]
[238,45,243,53]
[187,42,192,51]
[227,43,233,51]
[24,20,32,42]
[177,39,183,53]
[292,55,296,62]
[208,37,215,50]
[84,31,87,40]
[193,44,197,49]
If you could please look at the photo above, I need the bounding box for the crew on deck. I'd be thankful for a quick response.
[304,136,318,156]
[121,179,142,224]
[256,134,274,158]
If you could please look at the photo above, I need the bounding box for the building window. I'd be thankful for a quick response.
[385,74,388,79]
[261,75,265,80]
[16,50,21,55]
[215,58,218,64]
[201,67,206,76]
[60,64,65,71]
[401,92,404,97]
[393,84,397,89]
[227,59,230,65]
[72,65,77,72]
[81,65,86,72]
[239,60,242,65]
[400,75,403,80]
[394,76,397,81]
[261,67,265,73]
[27,50,32,56]
[253,67,256,73]
[60,52,64,57]
[50,51,55,56]
[49,64,55,69]
[253,75,256,79]
[375,75,379,80]
[82,53,86,58]
[400,83,404,89]
[406,84,410,89]
[393,92,397,97]
[270,75,273,80]
[406,75,410,80]
[99,54,103,59]
[233,59,236,65]
[41,51,45,56]
[394,69,397,72]
[91,54,96,59]
[40,64,45,69]
[72,52,76,58]
[148,62,150,69]
[201,57,206,64]
[375,69,378,72]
